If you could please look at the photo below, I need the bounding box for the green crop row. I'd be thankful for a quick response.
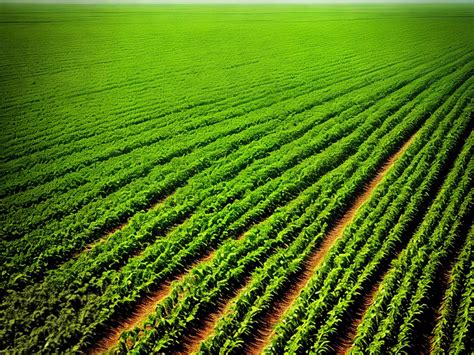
[1,6,472,354]
[1,46,426,224]
[199,86,473,355]
[4,18,417,159]
[2,51,461,353]
[0,47,362,172]
[2,9,445,153]
[3,46,458,292]
[110,64,472,354]
[351,132,472,354]
[431,225,473,355]
[265,81,472,353]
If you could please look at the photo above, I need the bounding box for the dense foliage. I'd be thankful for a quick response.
[0,4,472,354]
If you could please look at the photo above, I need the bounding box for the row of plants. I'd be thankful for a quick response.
[1,65,419,348]
[1,44,363,174]
[1,48,445,291]
[1,29,305,155]
[1,42,424,202]
[0,53,449,353]
[1,46,411,221]
[2,27,380,164]
[264,79,473,353]
[1,24,346,144]
[200,71,474,355]
[1,99,327,287]
[110,65,472,353]
[432,224,473,355]
[4,17,430,156]
[351,132,472,354]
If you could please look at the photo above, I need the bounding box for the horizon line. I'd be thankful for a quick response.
[2,0,473,4]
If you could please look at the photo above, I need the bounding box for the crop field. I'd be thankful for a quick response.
[0,3,473,354]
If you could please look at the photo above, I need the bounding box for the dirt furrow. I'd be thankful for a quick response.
[89,249,216,354]
[337,272,387,354]
[181,278,250,354]
[247,133,418,354]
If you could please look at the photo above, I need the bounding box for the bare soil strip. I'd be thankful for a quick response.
[426,229,470,354]
[178,232,267,353]
[337,271,388,354]
[426,269,452,354]
[340,141,470,355]
[247,133,417,355]
[75,222,128,258]
[90,215,263,353]
[181,278,250,354]
[91,133,416,354]
[90,282,173,354]
[90,249,216,354]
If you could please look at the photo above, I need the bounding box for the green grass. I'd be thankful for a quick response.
[0,4,472,353]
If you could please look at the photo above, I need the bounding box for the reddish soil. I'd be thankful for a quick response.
[337,272,387,354]
[90,282,173,354]
[89,249,216,354]
[90,134,417,354]
[247,133,417,355]
[181,280,249,354]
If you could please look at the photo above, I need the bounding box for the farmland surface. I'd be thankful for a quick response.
[0,4,473,354]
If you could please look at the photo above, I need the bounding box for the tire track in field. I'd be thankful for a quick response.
[245,132,418,355]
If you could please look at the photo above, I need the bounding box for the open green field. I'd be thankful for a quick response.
[0,3,473,354]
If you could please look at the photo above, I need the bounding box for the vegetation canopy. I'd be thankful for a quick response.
[0,4,472,354]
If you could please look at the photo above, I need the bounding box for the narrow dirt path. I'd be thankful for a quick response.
[89,249,216,354]
[337,272,387,354]
[181,278,250,354]
[339,130,467,354]
[427,269,452,354]
[74,222,128,258]
[90,210,267,353]
[90,282,174,354]
[247,133,417,355]
[91,133,417,354]
[178,228,269,353]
